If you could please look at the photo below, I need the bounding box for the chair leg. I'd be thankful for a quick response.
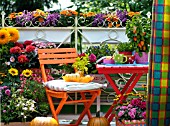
[75,91,99,126]
[46,93,58,121]
[55,96,68,115]
[80,92,92,119]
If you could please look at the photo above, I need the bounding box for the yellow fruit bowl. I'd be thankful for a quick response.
[62,74,94,83]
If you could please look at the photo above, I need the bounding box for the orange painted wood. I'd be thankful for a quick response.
[38,48,101,126]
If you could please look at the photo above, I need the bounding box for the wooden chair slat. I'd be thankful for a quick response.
[38,48,77,53]
[39,59,76,64]
[38,53,77,59]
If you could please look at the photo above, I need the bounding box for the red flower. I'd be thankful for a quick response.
[10,46,21,54]
[26,45,35,53]
[18,55,29,63]
[130,98,141,107]
[24,40,33,46]
[14,42,24,49]
[78,53,85,57]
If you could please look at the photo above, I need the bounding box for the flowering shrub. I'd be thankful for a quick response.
[6,9,78,27]
[114,91,147,122]
[0,68,54,124]
[79,9,128,27]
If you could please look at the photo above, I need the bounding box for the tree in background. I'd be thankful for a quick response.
[0,0,59,16]
[70,0,153,17]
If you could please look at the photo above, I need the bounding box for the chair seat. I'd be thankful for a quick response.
[44,80,106,91]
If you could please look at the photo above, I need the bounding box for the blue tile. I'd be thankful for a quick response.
[157,6,164,13]
[154,54,162,62]
[156,22,163,29]
[151,118,158,126]
[155,38,163,46]
[166,103,170,111]
[152,103,159,111]
[153,87,160,95]
[154,71,161,79]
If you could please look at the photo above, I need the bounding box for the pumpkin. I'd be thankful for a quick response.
[30,117,58,126]
[87,111,110,126]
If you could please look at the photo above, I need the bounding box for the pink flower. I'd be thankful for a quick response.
[128,111,135,119]
[5,89,11,96]
[120,106,128,110]
[118,110,125,117]
[89,53,96,62]
[127,104,133,108]
[10,56,15,62]
[142,111,146,119]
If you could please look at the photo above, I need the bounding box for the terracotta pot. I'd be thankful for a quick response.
[135,52,148,64]
[1,122,30,126]
[115,119,146,126]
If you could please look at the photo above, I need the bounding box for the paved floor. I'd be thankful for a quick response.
[57,114,116,126]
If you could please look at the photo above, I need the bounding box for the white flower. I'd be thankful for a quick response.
[29,107,35,111]
[24,116,27,119]
[21,112,24,115]
[23,107,28,110]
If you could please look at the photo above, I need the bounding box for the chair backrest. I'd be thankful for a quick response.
[38,48,78,82]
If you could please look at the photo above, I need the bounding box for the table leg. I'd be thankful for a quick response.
[74,90,100,126]
[104,73,144,122]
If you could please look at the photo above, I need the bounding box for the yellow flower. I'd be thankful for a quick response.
[0,29,10,45]
[22,69,33,77]
[6,28,20,42]
[8,68,18,76]
[0,81,3,84]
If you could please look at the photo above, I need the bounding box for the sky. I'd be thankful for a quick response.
[45,0,74,11]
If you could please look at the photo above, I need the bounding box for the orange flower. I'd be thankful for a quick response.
[108,22,113,28]
[133,37,137,41]
[140,41,144,46]
[9,13,16,19]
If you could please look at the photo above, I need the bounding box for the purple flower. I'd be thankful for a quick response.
[140,101,146,109]
[118,110,125,117]
[89,53,96,62]
[5,89,11,96]
[3,110,6,113]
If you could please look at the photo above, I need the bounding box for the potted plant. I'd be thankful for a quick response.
[116,42,134,55]
[114,92,147,126]
[125,14,151,64]
[116,42,135,64]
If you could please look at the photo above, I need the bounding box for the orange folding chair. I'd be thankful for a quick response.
[38,48,101,126]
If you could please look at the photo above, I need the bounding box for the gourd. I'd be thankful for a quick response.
[30,117,58,126]
[87,111,110,126]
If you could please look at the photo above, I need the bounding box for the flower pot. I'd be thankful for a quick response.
[135,52,148,64]
[119,52,134,64]
[1,122,30,126]
[115,119,146,126]
[103,59,115,64]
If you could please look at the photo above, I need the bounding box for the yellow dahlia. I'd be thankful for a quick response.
[8,68,18,76]
[6,28,20,42]
[22,69,33,77]
[0,29,10,45]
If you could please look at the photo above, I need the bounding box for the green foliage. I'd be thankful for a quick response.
[125,14,151,54]
[0,0,59,16]
[116,42,134,52]
[85,42,115,59]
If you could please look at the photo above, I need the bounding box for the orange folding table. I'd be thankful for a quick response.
[96,64,149,122]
